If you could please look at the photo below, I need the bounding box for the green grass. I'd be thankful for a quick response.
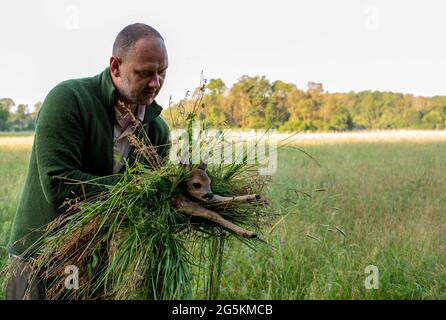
[0,131,34,137]
[0,146,31,299]
[1,141,445,299]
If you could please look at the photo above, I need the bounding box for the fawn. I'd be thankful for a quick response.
[172,163,260,238]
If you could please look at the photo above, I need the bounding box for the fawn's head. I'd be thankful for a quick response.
[184,163,214,202]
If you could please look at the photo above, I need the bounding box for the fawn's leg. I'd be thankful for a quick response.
[210,194,261,203]
[173,195,257,238]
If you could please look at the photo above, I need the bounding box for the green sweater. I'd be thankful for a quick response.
[8,67,171,256]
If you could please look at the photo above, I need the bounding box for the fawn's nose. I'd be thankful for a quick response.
[202,193,214,200]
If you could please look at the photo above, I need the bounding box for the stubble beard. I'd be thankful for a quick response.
[119,82,155,106]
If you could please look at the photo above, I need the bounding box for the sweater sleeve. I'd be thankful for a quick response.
[35,84,121,207]
[156,116,172,161]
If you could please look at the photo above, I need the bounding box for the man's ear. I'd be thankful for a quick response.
[198,162,207,171]
[109,56,121,77]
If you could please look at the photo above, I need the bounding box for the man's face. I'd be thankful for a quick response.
[111,37,168,105]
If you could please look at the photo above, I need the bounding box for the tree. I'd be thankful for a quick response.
[227,75,272,128]
[13,104,29,131]
[392,108,422,129]
[207,79,227,95]
[307,81,324,98]
[200,79,228,127]
[422,110,444,129]
[24,101,43,131]
[0,98,15,131]
[34,101,43,114]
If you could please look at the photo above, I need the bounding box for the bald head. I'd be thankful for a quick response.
[109,23,168,106]
[113,23,164,61]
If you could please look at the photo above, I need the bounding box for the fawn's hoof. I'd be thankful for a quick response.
[249,233,258,238]
[255,194,261,200]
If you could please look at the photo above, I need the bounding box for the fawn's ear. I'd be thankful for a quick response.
[198,162,208,171]
[180,161,192,171]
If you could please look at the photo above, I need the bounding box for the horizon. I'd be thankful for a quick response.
[4,75,446,112]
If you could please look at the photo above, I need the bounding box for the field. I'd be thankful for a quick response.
[0,134,445,299]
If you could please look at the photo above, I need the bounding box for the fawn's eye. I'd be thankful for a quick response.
[192,182,202,189]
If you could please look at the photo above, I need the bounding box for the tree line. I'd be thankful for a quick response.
[0,98,41,131]
[2,76,446,132]
[165,76,446,131]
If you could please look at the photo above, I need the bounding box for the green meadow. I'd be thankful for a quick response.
[1,137,445,299]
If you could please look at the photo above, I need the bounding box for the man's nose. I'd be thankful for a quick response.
[148,74,160,89]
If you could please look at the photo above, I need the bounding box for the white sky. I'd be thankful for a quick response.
[1,0,446,110]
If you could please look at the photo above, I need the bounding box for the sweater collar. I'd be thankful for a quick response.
[99,67,163,123]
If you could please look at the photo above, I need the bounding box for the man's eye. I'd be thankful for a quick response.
[136,71,152,78]
[192,183,201,189]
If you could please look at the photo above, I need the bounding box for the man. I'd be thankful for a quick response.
[6,23,171,299]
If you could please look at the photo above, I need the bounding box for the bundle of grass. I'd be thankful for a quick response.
[12,78,275,300]
[20,128,271,300]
